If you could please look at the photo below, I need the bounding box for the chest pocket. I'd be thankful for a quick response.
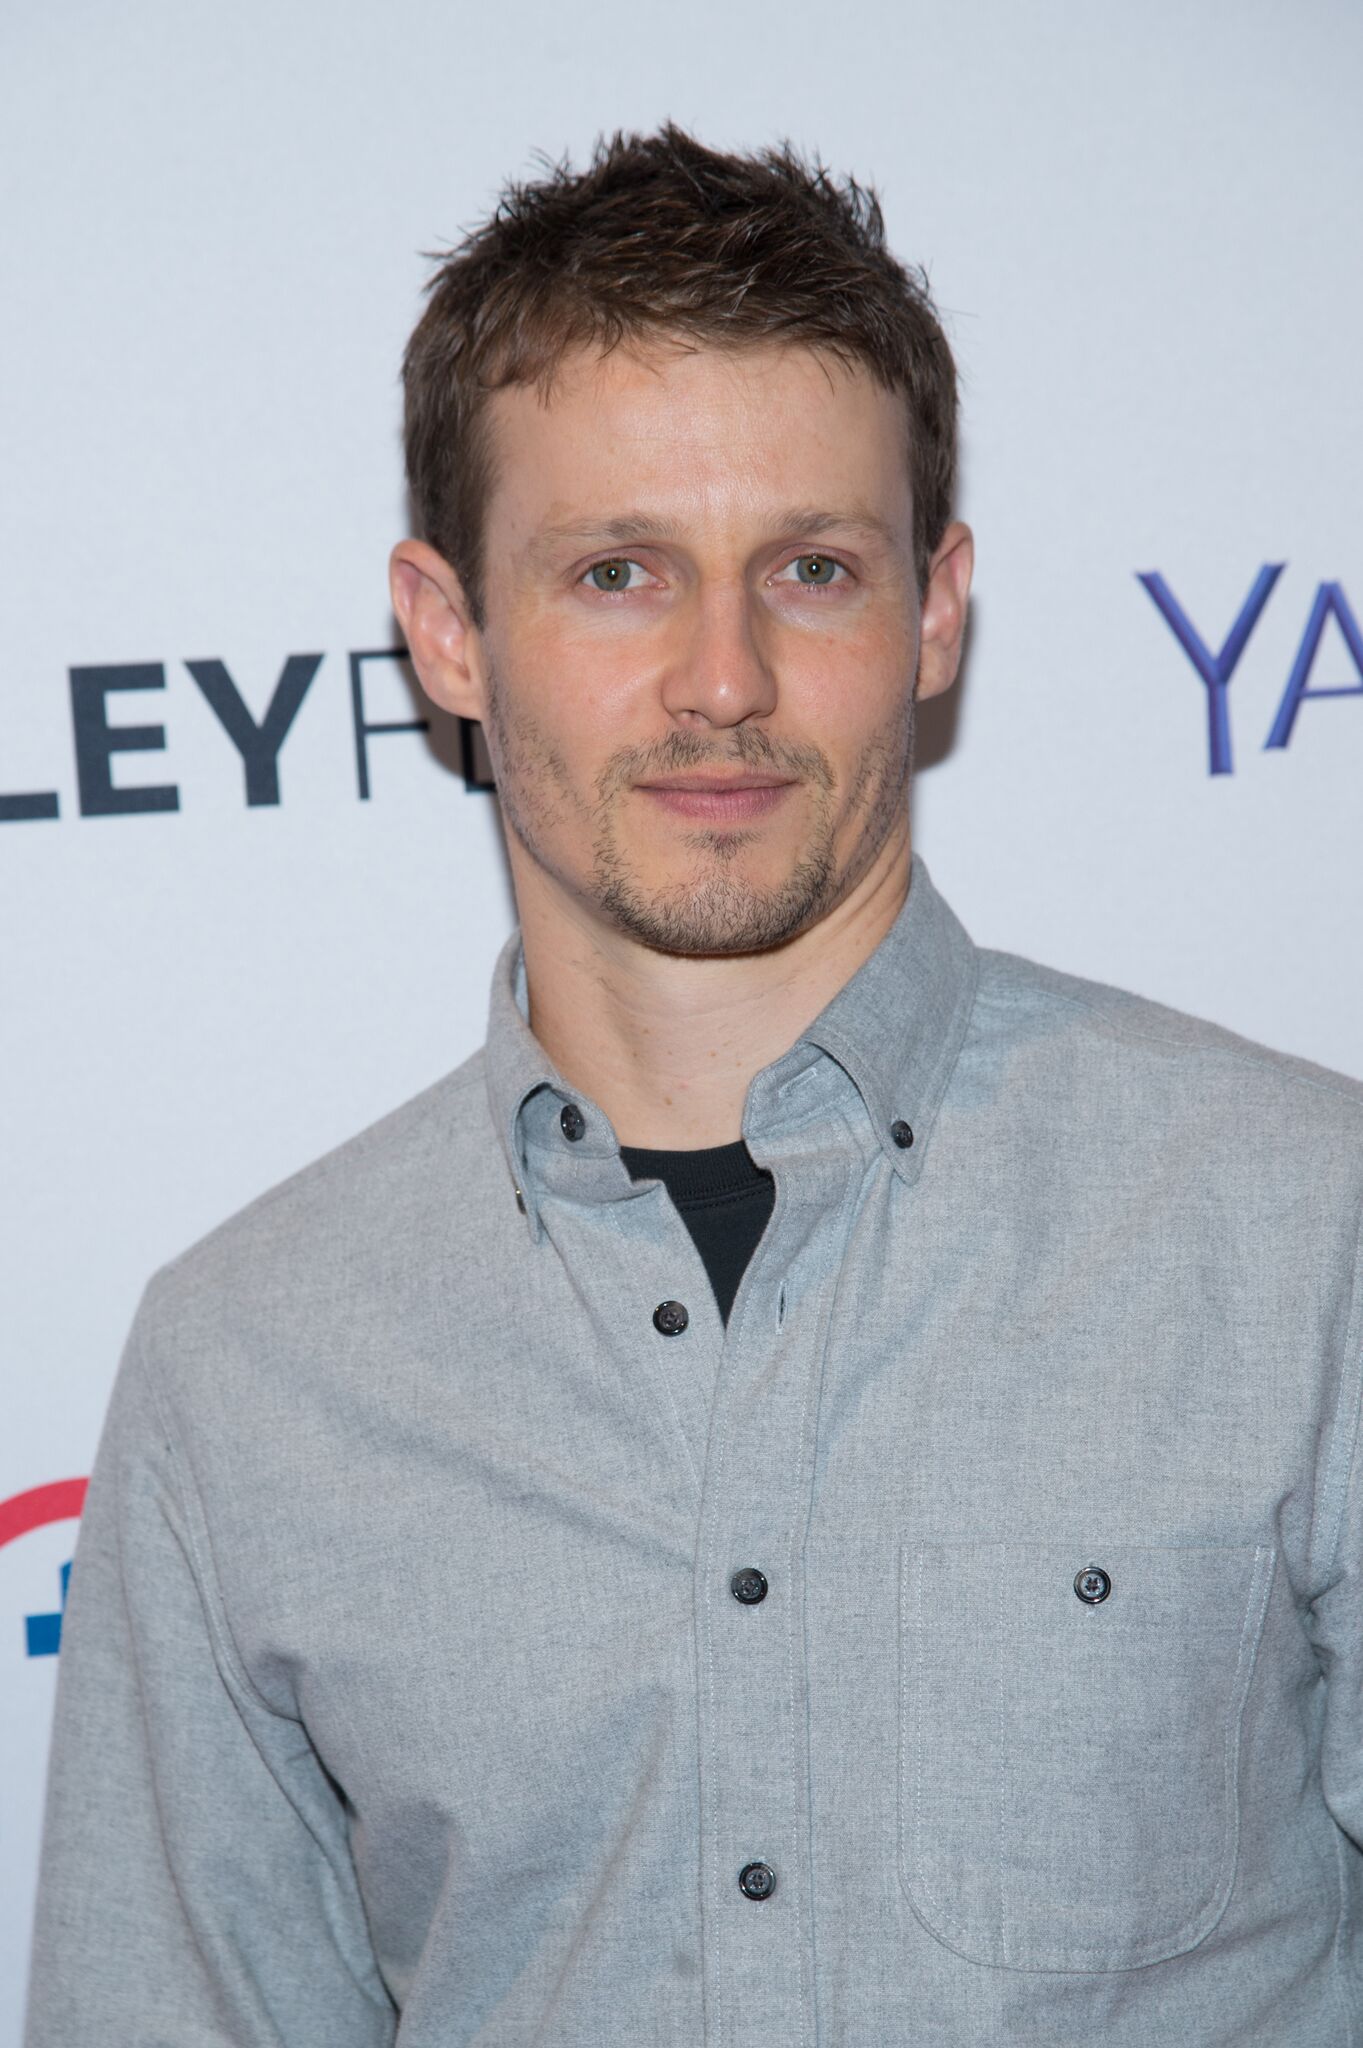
[898,1539,1276,1973]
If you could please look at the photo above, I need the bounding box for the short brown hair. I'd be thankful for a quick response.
[402,123,958,624]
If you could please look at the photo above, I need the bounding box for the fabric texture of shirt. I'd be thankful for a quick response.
[618,1138,776,1324]
[23,853,1363,2046]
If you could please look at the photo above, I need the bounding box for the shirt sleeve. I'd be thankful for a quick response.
[1308,1222,1363,1862]
[22,1295,397,2048]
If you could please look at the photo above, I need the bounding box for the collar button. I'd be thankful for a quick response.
[890,1118,915,1149]
[559,1102,586,1142]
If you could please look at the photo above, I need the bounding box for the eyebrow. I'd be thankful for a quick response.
[526,505,903,558]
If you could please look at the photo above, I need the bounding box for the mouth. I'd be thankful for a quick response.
[634,775,797,824]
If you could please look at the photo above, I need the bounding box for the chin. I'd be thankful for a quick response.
[595,857,839,959]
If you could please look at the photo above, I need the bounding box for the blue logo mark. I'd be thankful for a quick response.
[26,1560,72,1658]
[1138,566,1363,774]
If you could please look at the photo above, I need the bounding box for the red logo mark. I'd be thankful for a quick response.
[0,1479,89,1551]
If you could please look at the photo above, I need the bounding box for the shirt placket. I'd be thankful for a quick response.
[694,1087,864,2048]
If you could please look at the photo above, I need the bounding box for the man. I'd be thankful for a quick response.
[24,125,1363,2046]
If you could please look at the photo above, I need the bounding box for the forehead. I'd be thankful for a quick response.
[482,338,912,539]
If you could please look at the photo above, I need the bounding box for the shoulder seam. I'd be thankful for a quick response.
[156,1061,488,1281]
[979,957,1363,1115]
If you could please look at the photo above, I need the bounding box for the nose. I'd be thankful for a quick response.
[659,581,778,730]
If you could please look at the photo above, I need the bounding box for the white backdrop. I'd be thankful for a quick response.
[3,1,1361,2031]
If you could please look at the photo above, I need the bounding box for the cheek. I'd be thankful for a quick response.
[486,623,644,795]
[778,615,916,738]
[500,617,665,758]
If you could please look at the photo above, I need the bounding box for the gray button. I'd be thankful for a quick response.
[730,1567,768,1606]
[1074,1565,1112,1605]
[738,1861,776,1901]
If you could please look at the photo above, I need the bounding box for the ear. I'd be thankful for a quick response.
[389,539,488,721]
[914,521,974,703]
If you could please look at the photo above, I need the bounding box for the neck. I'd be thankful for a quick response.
[513,834,912,1150]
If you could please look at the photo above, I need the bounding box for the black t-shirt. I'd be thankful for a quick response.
[618,1139,775,1326]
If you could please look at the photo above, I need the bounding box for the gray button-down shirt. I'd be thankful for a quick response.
[25,856,1363,2045]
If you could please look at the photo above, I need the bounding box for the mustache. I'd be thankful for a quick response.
[598,727,834,797]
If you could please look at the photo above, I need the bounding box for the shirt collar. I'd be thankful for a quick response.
[484,851,979,1241]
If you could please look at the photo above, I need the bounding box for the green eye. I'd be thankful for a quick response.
[588,559,639,592]
[794,554,838,585]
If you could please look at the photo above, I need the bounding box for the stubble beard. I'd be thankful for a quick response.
[484,666,916,960]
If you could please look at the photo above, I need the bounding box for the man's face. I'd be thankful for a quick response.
[453,339,959,955]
